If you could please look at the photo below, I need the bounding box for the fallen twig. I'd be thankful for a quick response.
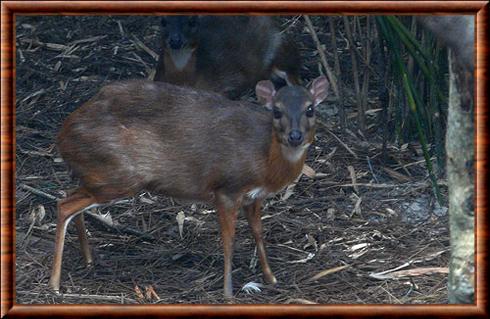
[285,298,318,304]
[303,16,339,99]
[131,34,159,61]
[20,184,57,200]
[347,166,359,193]
[308,264,350,282]
[369,250,448,280]
[370,267,448,280]
[85,211,155,241]
[339,183,407,188]
[319,123,358,159]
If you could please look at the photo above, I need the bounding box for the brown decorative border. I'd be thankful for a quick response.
[1,1,488,317]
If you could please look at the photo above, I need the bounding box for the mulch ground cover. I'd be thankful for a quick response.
[15,15,449,304]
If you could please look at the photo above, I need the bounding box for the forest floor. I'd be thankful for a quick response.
[15,16,449,304]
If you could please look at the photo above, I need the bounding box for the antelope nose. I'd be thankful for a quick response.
[288,130,304,147]
[168,35,183,49]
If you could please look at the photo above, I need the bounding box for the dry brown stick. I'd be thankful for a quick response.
[360,17,372,120]
[342,17,364,131]
[285,298,318,304]
[84,211,155,241]
[318,122,358,159]
[338,182,429,188]
[328,17,346,129]
[20,184,57,200]
[21,291,138,303]
[308,264,350,282]
[131,34,159,61]
[329,132,357,159]
[347,166,359,193]
[303,16,339,99]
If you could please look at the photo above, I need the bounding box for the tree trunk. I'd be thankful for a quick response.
[446,50,474,304]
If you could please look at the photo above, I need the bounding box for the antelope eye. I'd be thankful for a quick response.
[273,106,283,119]
[305,105,315,117]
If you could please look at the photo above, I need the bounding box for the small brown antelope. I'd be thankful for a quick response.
[49,76,328,299]
[154,16,301,99]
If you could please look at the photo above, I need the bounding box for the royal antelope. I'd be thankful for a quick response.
[49,76,328,299]
[154,16,301,99]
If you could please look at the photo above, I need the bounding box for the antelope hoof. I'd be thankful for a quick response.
[264,272,277,285]
[48,281,61,294]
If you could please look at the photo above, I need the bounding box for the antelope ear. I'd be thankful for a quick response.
[309,75,329,106]
[255,80,276,110]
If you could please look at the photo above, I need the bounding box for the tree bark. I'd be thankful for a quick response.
[446,50,474,304]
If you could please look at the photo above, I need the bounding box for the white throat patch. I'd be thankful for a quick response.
[282,143,311,162]
[169,49,194,71]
